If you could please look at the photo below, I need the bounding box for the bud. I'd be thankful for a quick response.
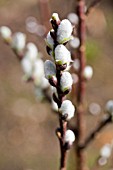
[57,19,73,44]
[55,45,72,66]
[105,100,113,115]
[100,144,112,158]
[45,31,54,50]
[11,32,26,52]
[52,13,60,23]
[51,99,58,112]
[44,60,56,79]
[35,87,44,100]
[98,157,107,166]
[67,13,79,25]
[25,42,38,62]
[41,77,50,89]
[32,59,45,85]
[89,102,101,116]
[60,72,73,92]
[59,100,75,120]
[71,73,79,84]
[73,59,80,71]
[51,86,58,98]
[21,57,33,77]
[64,130,75,145]
[83,66,93,80]
[0,26,12,43]
[69,37,80,49]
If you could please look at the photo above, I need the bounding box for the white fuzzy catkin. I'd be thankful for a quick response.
[51,86,58,98]
[32,59,45,86]
[0,26,12,42]
[51,99,58,111]
[73,59,80,71]
[55,44,72,65]
[105,100,113,115]
[57,19,73,43]
[98,157,107,166]
[52,13,60,22]
[69,37,80,49]
[41,77,49,89]
[100,144,112,158]
[25,42,38,62]
[83,66,93,80]
[60,72,73,92]
[44,60,56,79]
[11,32,26,52]
[21,57,33,77]
[64,130,75,145]
[67,13,79,25]
[46,31,54,49]
[59,100,75,120]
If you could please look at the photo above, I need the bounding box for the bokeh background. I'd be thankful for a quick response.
[0,0,113,170]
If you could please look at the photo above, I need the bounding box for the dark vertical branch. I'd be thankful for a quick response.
[51,20,68,170]
[56,70,68,170]
[76,0,87,170]
[59,119,67,170]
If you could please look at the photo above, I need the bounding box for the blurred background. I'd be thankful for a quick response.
[0,0,113,170]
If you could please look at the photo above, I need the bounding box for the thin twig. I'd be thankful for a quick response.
[79,114,112,150]
[86,0,102,15]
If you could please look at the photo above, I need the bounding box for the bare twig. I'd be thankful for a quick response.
[86,0,102,15]
[79,114,113,150]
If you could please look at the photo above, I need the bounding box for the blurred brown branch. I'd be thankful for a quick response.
[39,0,51,32]
[75,0,87,170]
[79,114,112,149]
[86,0,102,15]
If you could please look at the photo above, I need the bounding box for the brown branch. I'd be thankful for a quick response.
[86,0,102,15]
[56,66,68,170]
[80,114,112,150]
[59,119,67,170]
[38,0,51,32]
[75,1,87,170]
[50,18,68,170]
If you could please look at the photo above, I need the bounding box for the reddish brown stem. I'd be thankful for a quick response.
[77,0,86,104]
[59,119,67,170]
[56,70,68,170]
[76,0,87,170]
[52,23,68,170]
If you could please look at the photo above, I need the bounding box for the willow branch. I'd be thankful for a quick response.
[77,0,86,104]
[75,1,87,170]
[79,114,112,149]
[86,0,102,15]
[50,19,68,170]
[55,70,68,170]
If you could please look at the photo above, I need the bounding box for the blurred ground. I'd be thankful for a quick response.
[0,0,113,170]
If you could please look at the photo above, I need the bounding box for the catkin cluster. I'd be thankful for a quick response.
[44,13,75,147]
